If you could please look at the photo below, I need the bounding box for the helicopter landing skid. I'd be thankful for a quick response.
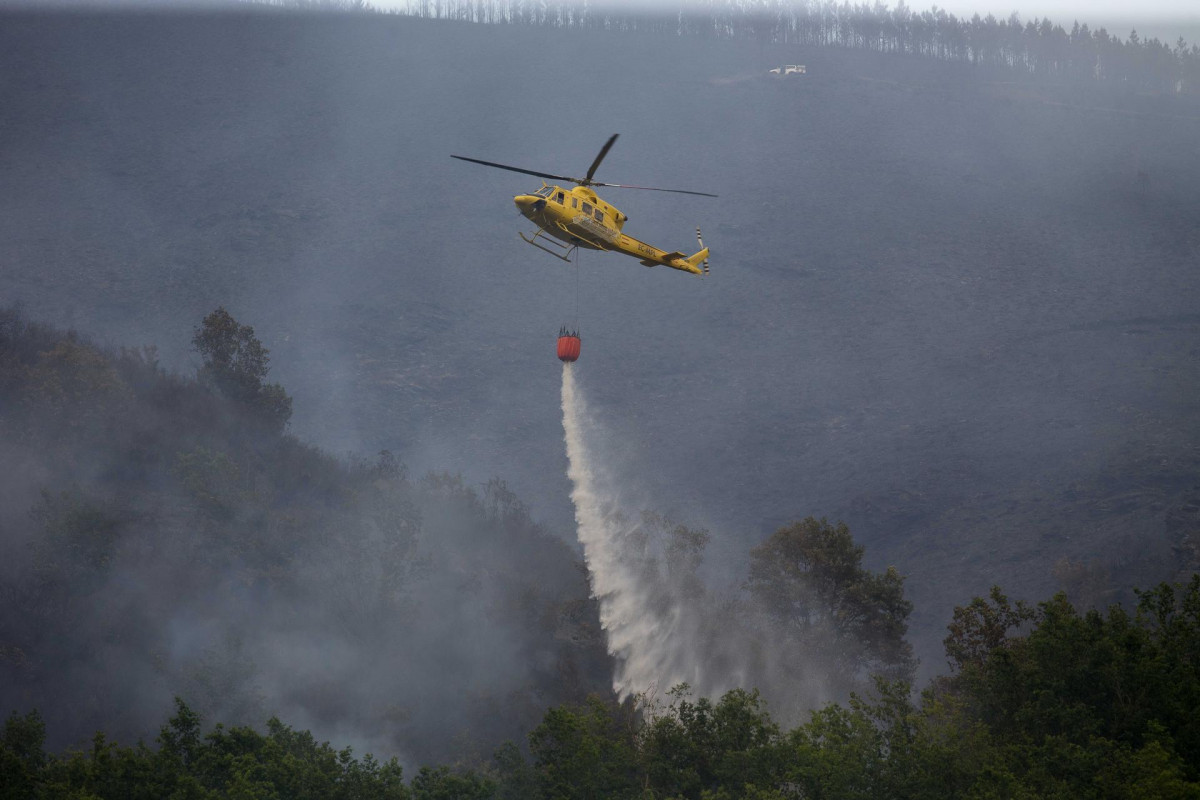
[520,230,577,263]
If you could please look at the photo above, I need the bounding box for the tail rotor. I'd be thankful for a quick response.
[696,227,710,276]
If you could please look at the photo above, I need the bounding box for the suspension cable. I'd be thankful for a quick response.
[574,248,581,332]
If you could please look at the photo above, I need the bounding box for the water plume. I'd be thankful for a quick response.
[560,362,702,699]
[560,363,833,718]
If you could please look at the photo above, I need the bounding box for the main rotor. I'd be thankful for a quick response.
[451,134,717,198]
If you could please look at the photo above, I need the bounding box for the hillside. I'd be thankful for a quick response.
[0,308,612,761]
[2,9,1199,674]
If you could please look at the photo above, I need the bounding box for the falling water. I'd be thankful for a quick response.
[560,362,700,700]
[560,363,837,718]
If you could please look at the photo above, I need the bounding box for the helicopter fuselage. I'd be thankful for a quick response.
[514,183,708,275]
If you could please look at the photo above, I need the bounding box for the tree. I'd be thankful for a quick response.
[747,517,914,685]
[528,696,640,800]
[928,577,1200,796]
[158,697,203,771]
[0,710,46,800]
[942,585,1035,671]
[490,741,538,800]
[19,337,132,441]
[192,307,292,432]
[640,685,785,800]
[410,765,495,799]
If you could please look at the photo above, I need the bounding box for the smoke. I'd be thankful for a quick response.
[0,308,615,764]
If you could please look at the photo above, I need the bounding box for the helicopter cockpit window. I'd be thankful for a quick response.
[534,185,553,198]
[582,202,593,215]
[555,191,565,204]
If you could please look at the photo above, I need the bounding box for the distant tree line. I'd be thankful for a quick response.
[372,0,1200,95]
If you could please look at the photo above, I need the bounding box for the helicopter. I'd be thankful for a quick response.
[451,134,714,275]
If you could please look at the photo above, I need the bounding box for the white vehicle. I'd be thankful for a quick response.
[768,65,806,75]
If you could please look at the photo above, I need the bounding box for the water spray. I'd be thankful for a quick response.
[560,363,699,699]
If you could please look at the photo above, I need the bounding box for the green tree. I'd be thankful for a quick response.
[410,765,495,799]
[747,517,914,685]
[490,741,538,800]
[158,697,204,771]
[640,685,784,800]
[0,710,46,800]
[787,694,887,800]
[528,696,639,800]
[942,585,1036,671]
[192,307,292,431]
[929,577,1200,797]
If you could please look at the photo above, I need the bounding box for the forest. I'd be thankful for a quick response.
[2,308,1198,797]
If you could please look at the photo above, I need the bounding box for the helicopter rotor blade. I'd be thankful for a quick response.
[451,155,579,184]
[452,148,717,196]
[584,134,620,184]
[591,181,719,198]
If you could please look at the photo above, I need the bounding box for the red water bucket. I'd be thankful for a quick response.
[557,327,581,362]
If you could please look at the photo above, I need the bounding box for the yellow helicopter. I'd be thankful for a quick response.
[452,134,714,275]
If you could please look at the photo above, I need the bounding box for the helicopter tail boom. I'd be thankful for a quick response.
[650,248,707,275]
[618,233,709,275]
[684,246,710,274]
